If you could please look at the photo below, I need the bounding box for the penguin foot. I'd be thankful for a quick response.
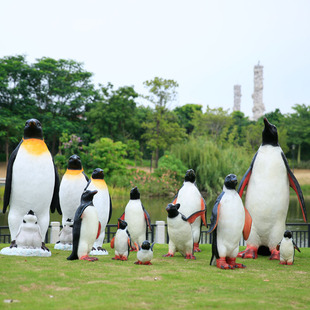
[134,260,143,265]
[162,253,174,257]
[41,242,50,252]
[9,240,17,248]
[193,243,201,252]
[120,256,128,261]
[279,261,287,265]
[237,246,257,259]
[80,255,98,262]
[216,258,234,269]
[269,249,280,260]
[112,255,121,260]
[143,261,152,265]
[185,254,196,260]
[226,258,246,268]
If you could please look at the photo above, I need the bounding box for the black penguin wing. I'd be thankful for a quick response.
[67,217,81,260]
[142,204,152,230]
[281,152,307,222]
[184,208,207,224]
[151,242,155,251]
[238,152,258,197]
[206,191,225,234]
[293,240,301,253]
[3,141,22,213]
[210,227,219,265]
[84,179,91,191]
[107,195,112,224]
[50,157,61,214]
[82,171,89,182]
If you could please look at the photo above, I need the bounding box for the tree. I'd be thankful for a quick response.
[142,77,186,168]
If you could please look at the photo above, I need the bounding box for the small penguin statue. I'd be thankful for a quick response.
[67,190,101,262]
[172,169,207,252]
[110,219,133,261]
[163,203,206,260]
[276,230,301,265]
[58,218,74,245]
[207,174,251,269]
[135,240,155,265]
[15,210,43,249]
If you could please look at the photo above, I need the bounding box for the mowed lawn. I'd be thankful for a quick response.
[0,244,309,310]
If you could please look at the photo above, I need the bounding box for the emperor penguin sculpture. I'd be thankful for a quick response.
[238,118,307,260]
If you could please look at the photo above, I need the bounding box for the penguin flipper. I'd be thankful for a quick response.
[200,197,207,227]
[96,222,101,239]
[110,236,115,248]
[206,192,225,234]
[50,159,61,214]
[238,152,258,198]
[151,242,155,251]
[243,207,252,240]
[210,228,219,265]
[67,218,82,260]
[185,208,207,224]
[3,141,21,213]
[293,240,301,253]
[107,195,112,224]
[82,171,89,182]
[142,205,152,230]
[281,152,307,222]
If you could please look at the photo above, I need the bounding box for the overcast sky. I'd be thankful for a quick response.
[1,0,309,118]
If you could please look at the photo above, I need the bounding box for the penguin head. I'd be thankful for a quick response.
[92,168,104,180]
[130,186,140,200]
[262,118,278,146]
[224,174,238,190]
[118,218,128,230]
[65,218,73,227]
[81,190,98,204]
[68,154,82,170]
[141,240,151,250]
[184,169,196,183]
[23,210,38,224]
[166,203,180,218]
[24,119,43,140]
[284,230,292,239]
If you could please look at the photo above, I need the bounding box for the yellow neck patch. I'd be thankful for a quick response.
[21,138,48,156]
[65,168,84,176]
[91,178,107,189]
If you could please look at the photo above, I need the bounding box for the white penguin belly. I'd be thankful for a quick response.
[78,206,98,257]
[9,147,54,240]
[217,193,245,257]
[115,230,129,256]
[280,239,294,261]
[125,200,146,245]
[168,216,193,255]
[137,249,153,263]
[59,173,87,225]
[246,146,289,246]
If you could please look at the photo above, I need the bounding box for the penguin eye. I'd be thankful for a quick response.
[35,221,37,224]
[23,220,26,223]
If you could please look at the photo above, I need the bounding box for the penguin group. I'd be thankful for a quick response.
[1,117,307,268]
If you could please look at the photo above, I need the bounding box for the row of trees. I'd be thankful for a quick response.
[1,55,309,195]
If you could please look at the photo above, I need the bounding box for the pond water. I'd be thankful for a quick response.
[0,193,309,228]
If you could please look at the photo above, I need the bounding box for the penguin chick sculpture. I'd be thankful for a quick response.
[163,203,206,260]
[110,219,132,261]
[3,119,61,250]
[85,168,112,254]
[172,169,207,252]
[238,118,307,260]
[67,190,100,262]
[58,218,73,245]
[207,174,251,269]
[276,230,301,265]
[135,240,155,265]
[119,187,151,251]
[15,210,43,249]
[59,154,88,227]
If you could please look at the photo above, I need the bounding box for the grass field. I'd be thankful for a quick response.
[0,244,309,309]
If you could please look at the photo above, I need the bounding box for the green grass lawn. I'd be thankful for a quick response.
[0,244,309,310]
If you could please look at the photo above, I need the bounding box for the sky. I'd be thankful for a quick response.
[1,0,309,118]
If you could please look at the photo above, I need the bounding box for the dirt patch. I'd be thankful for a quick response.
[293,169,310,185]
[0,162,6,178]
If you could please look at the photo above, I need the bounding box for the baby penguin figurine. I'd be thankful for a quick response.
[277,230,301,265]
[135,240,155,265]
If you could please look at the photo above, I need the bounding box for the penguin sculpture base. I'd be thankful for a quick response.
[112,255,128,261]
[80,255,98,262]
[134,260,152,265]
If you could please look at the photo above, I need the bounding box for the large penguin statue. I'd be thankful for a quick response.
[172,169,207,252]
[59,154,88,227]
[119,187,151,251]
[163,203,206,260]
[67,190,100,261]
[207,174,251,269]
[85,168,112,255]
[3,119,61,250]
[238,118,307,260]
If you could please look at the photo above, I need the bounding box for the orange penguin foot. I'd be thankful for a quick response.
[269,249,280,260]
[120,255,128,261]
[162,252,174,257]
[112,255,121,260]
[80,255,98,262]
[216,257,234,269]
[279,261,287,265]
[193,243,201,252]
[237,246,258,259]
[143,261,152,265]
[185,254,196,260]
[226,257,246,268]
[134,260,143,265]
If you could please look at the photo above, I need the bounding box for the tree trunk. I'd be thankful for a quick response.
[150,153,153,173]
[297,144,301,164]
[5,136,9,165]
[155,147,159,168]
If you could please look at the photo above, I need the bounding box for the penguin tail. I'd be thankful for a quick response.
[67,253,79,260]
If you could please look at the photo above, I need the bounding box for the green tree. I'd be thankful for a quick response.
[142,77,186,168]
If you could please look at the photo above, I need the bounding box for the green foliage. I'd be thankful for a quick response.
[171,136,252,200]
[157,151,187,180]
[1,243,310,310]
